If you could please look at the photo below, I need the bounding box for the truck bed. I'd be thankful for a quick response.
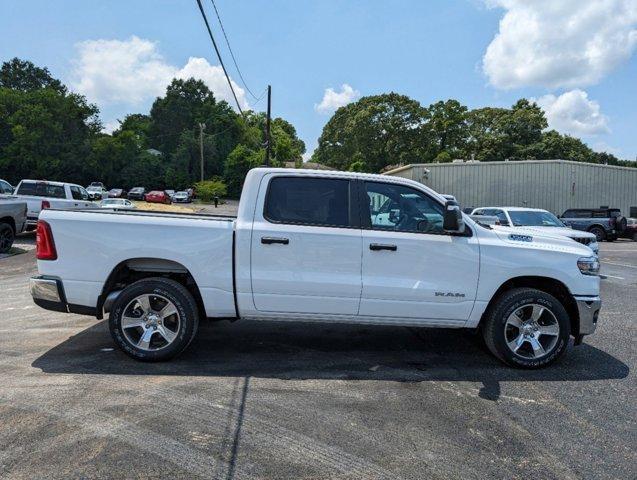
[37,207,237,317]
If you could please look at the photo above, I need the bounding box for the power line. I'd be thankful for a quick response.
[209,0,260,101]
[195,0,244,114]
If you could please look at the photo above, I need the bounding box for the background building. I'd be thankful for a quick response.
[384,160,637,217]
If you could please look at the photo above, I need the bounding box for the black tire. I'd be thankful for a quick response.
[109,277,199,361]
[633,232,637,242]
[616,216,627,234]
[0,223,15,254]
[482,288,570,369]
[589,226,606,242]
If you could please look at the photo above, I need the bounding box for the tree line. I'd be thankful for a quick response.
[1,58,632,199]
[312,93,634,172]
[0,58,305,197]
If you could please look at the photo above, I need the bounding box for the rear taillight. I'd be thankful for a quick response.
[36,220,57,260]
[41,200,51,210]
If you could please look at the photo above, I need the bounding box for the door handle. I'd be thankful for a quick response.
[369,243,397,251]
[261,236,289,245]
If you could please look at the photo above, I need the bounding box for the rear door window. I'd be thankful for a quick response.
[264,177,352,228]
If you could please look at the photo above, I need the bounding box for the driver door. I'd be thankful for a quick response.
[359,180,480,322]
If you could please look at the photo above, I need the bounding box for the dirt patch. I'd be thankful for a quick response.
[130,201,196,213]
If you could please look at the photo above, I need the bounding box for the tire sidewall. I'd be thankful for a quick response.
[491,291,570,368]
[0,223,14,253]
[590,226,605,242]
[109,280,196,361]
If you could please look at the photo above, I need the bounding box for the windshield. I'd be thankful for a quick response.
[508,210,563,227]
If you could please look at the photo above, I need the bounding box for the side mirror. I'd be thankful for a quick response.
[443,201,465,234]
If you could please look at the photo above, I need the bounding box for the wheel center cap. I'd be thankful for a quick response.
[146,313,160,327]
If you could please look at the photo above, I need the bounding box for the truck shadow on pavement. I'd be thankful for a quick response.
[33,319,629,402]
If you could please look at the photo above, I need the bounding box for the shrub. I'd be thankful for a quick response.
[194,179,227,202]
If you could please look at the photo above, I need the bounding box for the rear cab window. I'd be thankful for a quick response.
[264,176,353,228]
[17,181,66,198]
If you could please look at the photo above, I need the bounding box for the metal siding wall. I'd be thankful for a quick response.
[388,161,637,216]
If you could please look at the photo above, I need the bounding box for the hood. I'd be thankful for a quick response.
[502,225,596,240]
[491,225,594,256]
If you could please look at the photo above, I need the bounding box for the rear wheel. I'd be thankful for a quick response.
[0,223,15,254]
[589,226,606,242]
[109,277,199,361]
[633,232,637,242]
[482,288,570,369]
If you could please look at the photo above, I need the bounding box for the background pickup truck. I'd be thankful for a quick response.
[0,196,27,253]
[560,208,627,242]
[14,179,94,230]
[31,168,601,369]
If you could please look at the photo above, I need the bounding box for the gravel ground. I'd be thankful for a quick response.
[0,240,634,479]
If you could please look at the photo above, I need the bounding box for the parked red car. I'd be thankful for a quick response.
[144,190,172,204]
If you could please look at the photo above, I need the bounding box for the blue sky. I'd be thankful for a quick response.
[2,0,636,160]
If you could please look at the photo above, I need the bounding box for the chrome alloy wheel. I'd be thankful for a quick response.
[504,304,560,359]
[121,294,180,351]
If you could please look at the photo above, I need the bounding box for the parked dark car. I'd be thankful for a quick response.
[128,187,146,200]
[108,188,127,198]
[620,217,637,241]
[560,208,627,241]
[144,190,171,204]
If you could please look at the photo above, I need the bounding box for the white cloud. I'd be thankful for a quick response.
[535,89,610,136]
[483,0,637,89]
[72,36,247,110]
[315,84,360,114]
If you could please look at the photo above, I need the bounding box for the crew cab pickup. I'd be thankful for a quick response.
[30,168,602,368]
[14,179,94,230]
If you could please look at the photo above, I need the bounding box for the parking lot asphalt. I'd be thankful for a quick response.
[0,240,635,479]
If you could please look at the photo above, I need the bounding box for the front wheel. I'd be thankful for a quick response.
[109,277,199,361]
[482,288,570,369]
[589,226,606,242]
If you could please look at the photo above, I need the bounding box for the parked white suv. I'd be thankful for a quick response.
[30,169,601,368]
[14,180,95,230]
[471,207,599,255]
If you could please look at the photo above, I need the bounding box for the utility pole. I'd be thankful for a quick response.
[198,122,206,181]
[265,85,271,166]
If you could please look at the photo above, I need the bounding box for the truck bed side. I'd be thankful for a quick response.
[38,209,236,317]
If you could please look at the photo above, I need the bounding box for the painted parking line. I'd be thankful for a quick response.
[601,261,637,269]
[601,274,625,280]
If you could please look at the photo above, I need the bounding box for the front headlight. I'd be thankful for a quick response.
[577,256,600,276]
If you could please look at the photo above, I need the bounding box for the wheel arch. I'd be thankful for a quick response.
[97,257,205,321]
[586,224,607,233]
[481,276,580,337]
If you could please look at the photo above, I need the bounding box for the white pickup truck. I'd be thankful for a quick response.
[14,179,94,230]
[30,168,601,368]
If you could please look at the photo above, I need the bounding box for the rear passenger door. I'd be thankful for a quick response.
[250,175,363,315]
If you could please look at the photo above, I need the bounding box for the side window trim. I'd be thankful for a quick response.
[262,175,359,229]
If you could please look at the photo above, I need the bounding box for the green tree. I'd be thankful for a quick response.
[0,57,65,93]
[314,93,429,172]
[426,99,468,158]
[0,87,100,184]
[223,145,263,197]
